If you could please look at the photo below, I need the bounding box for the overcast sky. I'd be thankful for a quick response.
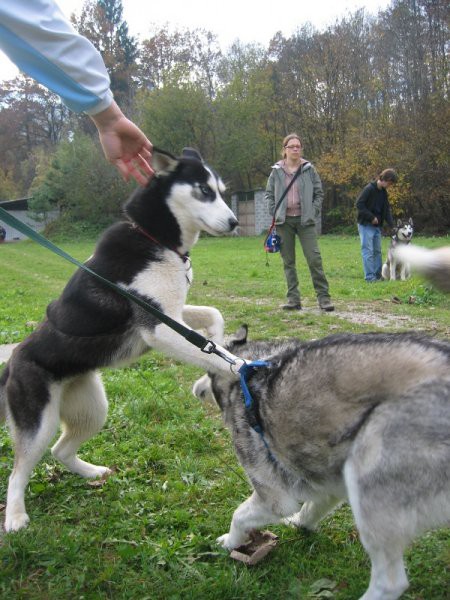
[0,0,392,81]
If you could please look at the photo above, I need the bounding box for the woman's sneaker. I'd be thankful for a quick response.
[280,302,302,310]
[319,298,335,312]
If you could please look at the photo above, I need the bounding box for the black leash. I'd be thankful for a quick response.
[1,207,277,461]
[0,206,229,362]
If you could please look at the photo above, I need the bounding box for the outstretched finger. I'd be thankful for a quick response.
[137,153,154,176]
[115,160,130,183]
[124,159,152,186]
[139,146,152,160]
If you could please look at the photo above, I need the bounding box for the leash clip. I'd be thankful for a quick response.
[201,340,217,354]
[202,340,245,373]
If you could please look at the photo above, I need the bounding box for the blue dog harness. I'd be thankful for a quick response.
[238,360,274,460]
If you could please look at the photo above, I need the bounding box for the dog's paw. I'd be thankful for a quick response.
[61,456,112,479]
[85,465,112,479]
[4,511,30,532]
[75,461,112,479]
[217,533,236,550]
[192,374,214,402]
[283,512,317,531]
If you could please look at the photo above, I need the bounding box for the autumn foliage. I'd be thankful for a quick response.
[0,0,448,233]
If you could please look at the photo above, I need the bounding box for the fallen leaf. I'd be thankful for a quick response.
[229,530,278,565]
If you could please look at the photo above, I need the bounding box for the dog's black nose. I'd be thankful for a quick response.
[229,218,239,231]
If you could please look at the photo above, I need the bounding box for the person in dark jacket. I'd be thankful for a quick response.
[356,169,397,282]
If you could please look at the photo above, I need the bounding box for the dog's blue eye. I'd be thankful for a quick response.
[199,185,210,196]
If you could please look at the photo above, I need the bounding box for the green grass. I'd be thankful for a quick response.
[0,234,449,599]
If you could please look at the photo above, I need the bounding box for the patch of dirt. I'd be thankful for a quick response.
[335,301,447,335]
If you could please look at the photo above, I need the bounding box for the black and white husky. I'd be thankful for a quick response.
[193,327,450,600]
[0,147,242,532]
[381,218,414,281]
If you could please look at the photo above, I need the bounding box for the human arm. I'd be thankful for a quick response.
[0,0,113,114]
[0,0,153,184]
[311,165,324,214]
[265,171,276,216]
[356,184,377,224]
[384,197,394,229]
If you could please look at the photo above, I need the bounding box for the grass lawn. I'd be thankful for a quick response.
[0,233,449,599]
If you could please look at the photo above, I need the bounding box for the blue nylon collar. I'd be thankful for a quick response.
[238,360,274,461]
[239,360,271,409]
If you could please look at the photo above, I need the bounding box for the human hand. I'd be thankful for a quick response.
[90,101,154,186]
[371,217,379,225]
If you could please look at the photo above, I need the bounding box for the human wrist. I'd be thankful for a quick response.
[89,100,124,131]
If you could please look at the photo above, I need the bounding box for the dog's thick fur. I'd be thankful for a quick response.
[381,218,414,281]
[0,148,242,532]
[394,244,450,293]
[193,327,450,600]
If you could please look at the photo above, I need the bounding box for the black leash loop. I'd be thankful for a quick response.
[0,206,214,355]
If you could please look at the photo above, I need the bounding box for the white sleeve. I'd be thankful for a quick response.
[0,0,113,114]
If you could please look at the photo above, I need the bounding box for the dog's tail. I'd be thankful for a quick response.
[394,244,450,293]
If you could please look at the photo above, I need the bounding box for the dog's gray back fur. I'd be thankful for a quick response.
[198,330,450,599]
[210,332,449,487]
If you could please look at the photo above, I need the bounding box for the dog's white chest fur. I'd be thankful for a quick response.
[125,252,192,316]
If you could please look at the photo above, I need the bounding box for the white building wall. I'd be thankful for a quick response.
[1,210,58,241]
[231,189,322,236]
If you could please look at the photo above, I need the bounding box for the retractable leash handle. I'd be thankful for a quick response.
[0,206,245,371]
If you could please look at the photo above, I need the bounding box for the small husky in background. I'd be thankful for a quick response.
[394,244,450,293]
[0,147,241,533]
[193,326,450,600]
[381,218,414,281]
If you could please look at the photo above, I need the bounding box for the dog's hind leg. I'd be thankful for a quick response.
[51,371,111,478]
[5,377,61,532]
[344,461,409,600]
[217,489,299,550]
[358,546,408,600]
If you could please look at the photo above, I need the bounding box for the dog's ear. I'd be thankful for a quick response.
[397,218,402,227]
[182,147,203,162]
[230,324,248,346]
[151,148,179,175]
[409,217,414,227]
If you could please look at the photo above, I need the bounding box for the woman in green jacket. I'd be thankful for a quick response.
[265,133,334,311]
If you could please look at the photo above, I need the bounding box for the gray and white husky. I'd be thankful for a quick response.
[0,147,242,533]
[193,326,450,600]
[381,218,414,281]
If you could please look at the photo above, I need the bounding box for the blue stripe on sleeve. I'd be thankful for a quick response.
[0,23,102,113]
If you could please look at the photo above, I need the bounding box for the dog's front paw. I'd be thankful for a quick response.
[85,465,112,479]
[66,458,112,479]
[4,511,30,532]
[217,533,237,550]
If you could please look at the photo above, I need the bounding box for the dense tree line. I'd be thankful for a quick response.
[0,0,448,233]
